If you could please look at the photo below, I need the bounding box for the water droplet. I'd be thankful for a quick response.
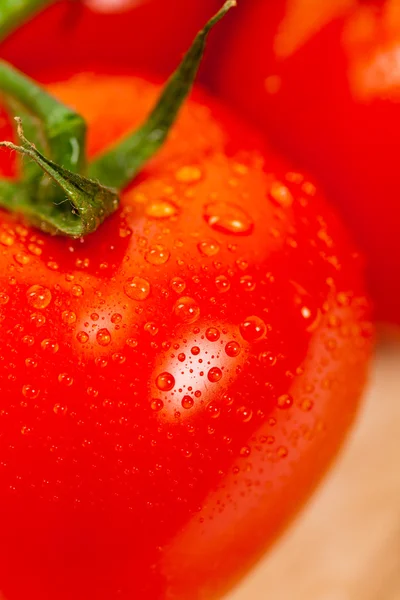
[145,244,170,266]
[146,199,178,219]
[178,353,186,362]
[239,445,251,457]
[173,296,200,324]
[96,328,111,346]
[277,394,293,410]
[111,313,122,324]
[25,358,37,368]
[175,165,202,183]
[30,312,46,327]
[206,327,220,342]
[126,337,138,348]
[207,367,222,382]
[26,285,52,309]
[124,276,151,301]
[41,339,59,354]
[76,331,89,344]
[299,398,314,412]
[169,276,186,294]
[151,399,164,412]
[277,446,288,458]
[156,372,175,392]
[47,261,59,271]
[191,346,200,356]
[58,373,73,386]
[14,252,30,265]
[71,284,84,297]
[269,181,293,208]
[53,403,68,415]
[28,243,42,256]
[215,274,230,293]
[198,238,220,257]
[22,384,40,399]
[181,396,194,409]
[204,202,254,235]
[225,341,241,357]
[240,316,266,342]
[22,335,35,347]
[207,403,221,418]
[0,231,15,246]
[112,352,126,364]
[236,406,253,422]
[259,351,276,366]
[144,321,159,336]
[239,275,256,292]
[0,293,9,305]
[62,310,77,325]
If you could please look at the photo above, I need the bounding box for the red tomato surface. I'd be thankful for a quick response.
[0,71,372,600]
[0,0,219,75]
[213,0,400,326]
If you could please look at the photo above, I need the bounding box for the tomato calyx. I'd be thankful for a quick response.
[0,0,236,237]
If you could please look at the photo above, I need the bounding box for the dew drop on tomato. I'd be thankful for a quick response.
[124,276,151,301]
[169,276,186,294]
[96,329,112,347]
[76,331,89,344]
[207,367,222,382]
[71,284,84,298]
[203,201,254,235]
[240,316,266,342]
[26,285,52,309]
[150,398,164,412]
[156,372,175,392]
[236,406,253,423]
[197,238,220,257]
[205,327,220,342]
[22,384,40,400]
[145,244,170,265]
[41,339,59,354]
[62,310,77,325]
[145,199,178,219]
[277,394,293,410]
[173,296,200,324]
[181,396,194,410]
[215,274,231,293]
[225,340,241,357]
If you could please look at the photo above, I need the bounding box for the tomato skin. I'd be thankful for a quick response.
[213,0,400,326]
[0,0,219,76]
[0,72,372,600]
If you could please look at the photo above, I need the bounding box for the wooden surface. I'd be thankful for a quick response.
[227,341,400,600]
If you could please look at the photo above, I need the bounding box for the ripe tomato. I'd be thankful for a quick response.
[0,0,219,75]
[0,70,372,600]
[213,0,400,326]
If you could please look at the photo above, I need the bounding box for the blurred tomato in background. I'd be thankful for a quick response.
[0,0,219,76]
[212,0,400,327]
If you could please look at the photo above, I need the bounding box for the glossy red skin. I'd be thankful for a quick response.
[213,0,400,325]
[0,0,219,75]
[0,71,372,600]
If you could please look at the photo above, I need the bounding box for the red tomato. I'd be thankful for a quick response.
[213,0,400,326]
[0,0,219,75]
[0,71,372,600]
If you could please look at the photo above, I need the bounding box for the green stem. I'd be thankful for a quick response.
[0,0,236,237]
[0,0,55,42]
[89,0,237,189]
[0,60,87,175]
